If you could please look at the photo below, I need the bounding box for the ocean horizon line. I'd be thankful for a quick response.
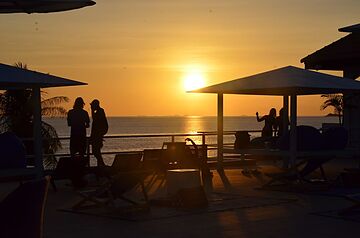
[44,115,333,119]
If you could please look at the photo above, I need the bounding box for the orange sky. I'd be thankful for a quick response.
[0,0,359,116]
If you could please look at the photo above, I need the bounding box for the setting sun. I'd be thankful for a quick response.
[183,69,206,91]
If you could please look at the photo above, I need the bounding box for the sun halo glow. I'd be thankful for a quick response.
[183,70,206,91]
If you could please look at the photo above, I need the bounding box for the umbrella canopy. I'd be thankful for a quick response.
[0,0,95,14]
[191,66,360,96]
[190,66,360,171]
[0,62,86,179]
[0,63,86,89]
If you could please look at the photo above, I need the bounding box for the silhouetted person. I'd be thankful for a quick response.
[90,99,108,166]
[276,108,289,137]
[67,97,90,158]
[256,108,277,137]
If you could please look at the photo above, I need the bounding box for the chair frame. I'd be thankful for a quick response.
[263,156,329,187]
[72,170,149,212]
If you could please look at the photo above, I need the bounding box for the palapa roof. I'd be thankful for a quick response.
[339,23,360,33]
[0,63,86,89]
[191,66,360,96]
[301,23,360,71]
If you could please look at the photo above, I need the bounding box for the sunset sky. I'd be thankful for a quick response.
[0,0,359,116]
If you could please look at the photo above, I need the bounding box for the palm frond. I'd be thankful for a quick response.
[13,62,28,69]
[42,107,68,117]
[321,94,344,124]
[41,121,62,148]
[41,96,69,107]
[41,121,62,168]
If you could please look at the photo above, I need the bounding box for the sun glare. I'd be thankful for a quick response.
[183,69,206,91]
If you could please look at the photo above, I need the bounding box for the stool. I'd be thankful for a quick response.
[166,169,201,196]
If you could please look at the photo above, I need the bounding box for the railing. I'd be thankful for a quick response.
[49,130,263,161]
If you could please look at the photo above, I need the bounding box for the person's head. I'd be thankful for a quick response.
[90,99,100,111]
[279,108,284,116]
[269,108,276,117]
[73,97,85,109]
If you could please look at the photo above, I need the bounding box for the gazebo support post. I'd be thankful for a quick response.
[283,95,289,133]
[289,94,297,167]
[32,87,44,177]
[217,93,224,166]
[282,95,290,167]
[216,93,232,189]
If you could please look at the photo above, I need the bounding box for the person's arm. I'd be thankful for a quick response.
[256,112,265,122]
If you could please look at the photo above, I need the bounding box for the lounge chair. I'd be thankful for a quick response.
[141,141,200,190]
[0,177,49,238]
[72,153,149,212]
[142,149,166,190]
[49,155,89,191]
[161,141,199,170]
[264,126,348,187]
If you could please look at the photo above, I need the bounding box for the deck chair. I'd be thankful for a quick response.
[72,153,149,211]
[142,149,165,190]
[264,126,348,187]
[0,177,49,238]
[161,141,200,170]
[96,152,143,178]
[161,139,213,193]
[50,155,89,191]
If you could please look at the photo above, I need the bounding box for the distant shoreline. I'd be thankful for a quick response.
[325,113,340,117]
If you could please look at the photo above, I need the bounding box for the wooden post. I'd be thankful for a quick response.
[216,93,231,190]
[289,94,297,167]
[217,93,224,166]
[283,95,289,134]
[343,70,360,148]
[32,87,43,177]
[282,95,290,168]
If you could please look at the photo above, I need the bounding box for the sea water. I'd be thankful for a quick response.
[45,116,338,165]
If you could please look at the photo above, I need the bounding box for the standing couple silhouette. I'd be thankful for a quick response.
[67,97,108,166]
[256,108,289,138]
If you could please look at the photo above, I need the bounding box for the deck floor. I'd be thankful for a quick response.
[1,158,360,238]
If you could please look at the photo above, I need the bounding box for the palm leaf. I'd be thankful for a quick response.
[41,121,62,168]
[13,62,28,69]
[42,106,68,117]
[321,94,344,124]
[41,96,69,107]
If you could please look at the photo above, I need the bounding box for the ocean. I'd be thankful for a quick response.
[45,116,338,165]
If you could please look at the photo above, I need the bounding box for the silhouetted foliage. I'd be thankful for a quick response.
[321,94,343,124]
